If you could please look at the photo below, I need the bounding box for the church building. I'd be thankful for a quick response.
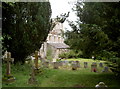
[40,20,69,62]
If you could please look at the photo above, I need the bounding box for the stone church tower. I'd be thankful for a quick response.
[40,20,69,62]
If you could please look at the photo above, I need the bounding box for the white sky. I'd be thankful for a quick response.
[49,0,78,31]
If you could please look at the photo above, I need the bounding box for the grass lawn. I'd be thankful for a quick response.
[2,58,120,87]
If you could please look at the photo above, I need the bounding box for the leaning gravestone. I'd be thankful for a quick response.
[84,62,88,68]
[102,66,109,72]
[91,62,97,72]
[53,62,59,69]
[2,52,16,84]
[99,62,103,67]
[28,66,37,85]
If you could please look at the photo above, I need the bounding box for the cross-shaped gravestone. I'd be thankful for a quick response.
[35,51,39,69]
[2,52,15,83]
[4,52,14,76]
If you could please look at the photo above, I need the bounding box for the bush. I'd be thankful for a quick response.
[59,50,83,59]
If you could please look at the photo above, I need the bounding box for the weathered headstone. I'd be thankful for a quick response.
[64,60,69,65]
[2,52,15,83]
[99,63,103,67]
[53,62,59,69]
[72,61,78,70]
[43,61,49,68]
[58,61,63,66]
[102,66,109,72]
[84,62,88,68]
[91,63,97,72]
[28,66,37,84]
[76,61,80,68]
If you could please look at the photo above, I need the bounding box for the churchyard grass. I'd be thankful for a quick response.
[2,58,120,87]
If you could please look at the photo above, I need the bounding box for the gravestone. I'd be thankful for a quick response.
[58,61,63,66]
[76,61,80,68]
[91,63,97,72]
[28,66,37,84]
[72,61,78,70]
[43,61,49,68]
[2,52,16,83]
[84,62,88,68]
[64,60,69,65]
[53,62,59,69]
[99,63,103,67]
[102,66,109,72]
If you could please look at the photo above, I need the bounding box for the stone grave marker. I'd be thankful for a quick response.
[2,52,15,83]
[76,61,80,68]
[102,66,109,72]
[28,66,37,84]
[58,61,63,66]
[53,62,59,69]
[84,62,88,68]
[72,61,78,70]
[99,62,103,67]
[91,63,97,72]
[43,61,49,68]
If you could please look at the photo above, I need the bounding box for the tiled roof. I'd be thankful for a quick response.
[48,43,70,49]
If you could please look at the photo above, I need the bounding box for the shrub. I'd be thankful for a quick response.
[59,50,83,59]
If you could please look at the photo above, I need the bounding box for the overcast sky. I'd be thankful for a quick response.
[49,0,78,31]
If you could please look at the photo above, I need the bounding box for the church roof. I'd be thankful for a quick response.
[48,43,70,49]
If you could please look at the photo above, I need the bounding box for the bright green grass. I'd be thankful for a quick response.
[2,58,120,87]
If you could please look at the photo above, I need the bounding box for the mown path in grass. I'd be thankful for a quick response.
[2,58,120,87]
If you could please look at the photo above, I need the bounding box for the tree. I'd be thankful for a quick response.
[2,2,52,64]
[65,2,120,58]
[65,2,120,76]
[75,2,120,57]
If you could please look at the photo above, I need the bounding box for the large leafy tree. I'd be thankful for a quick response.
[65,2,120,76]
[65,2,120,58]
[2,2,52,63]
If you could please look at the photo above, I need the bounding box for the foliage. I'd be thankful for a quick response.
[65,2,120,76]
[59,50,83,59]
[2,2,52,63]
[56,12,70,23]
